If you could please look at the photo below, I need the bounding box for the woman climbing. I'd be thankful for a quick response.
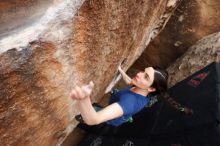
[70,65,168,127]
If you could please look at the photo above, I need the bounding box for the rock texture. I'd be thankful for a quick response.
[167,32,220,86]
[0,0,53,39]
[133,0,220,69]
[0,0,181,145]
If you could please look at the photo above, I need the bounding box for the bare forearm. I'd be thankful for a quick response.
[77,97,99,125]
[120,70,131,85]
[70,81,124,125]
[78,99,124,125]
[70,81,100,125]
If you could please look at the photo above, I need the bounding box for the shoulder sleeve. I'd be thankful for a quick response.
[117,94,137,115]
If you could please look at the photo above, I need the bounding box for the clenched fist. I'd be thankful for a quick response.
[70,81,94,100]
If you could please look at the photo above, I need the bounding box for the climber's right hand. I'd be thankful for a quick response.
[70,81,94,100]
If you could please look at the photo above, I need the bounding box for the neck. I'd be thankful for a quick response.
[131,86,149,96]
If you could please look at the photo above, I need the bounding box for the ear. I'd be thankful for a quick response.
[148,87,156,93]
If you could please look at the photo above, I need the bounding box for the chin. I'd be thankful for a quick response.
[131,80,136,86]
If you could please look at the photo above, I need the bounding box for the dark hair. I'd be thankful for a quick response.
[150,66,168,96]
[149,66,193,115]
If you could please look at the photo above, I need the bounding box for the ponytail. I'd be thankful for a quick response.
[161,92,193,115]
[150,66,193,115]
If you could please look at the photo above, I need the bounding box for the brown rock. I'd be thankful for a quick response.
[133,0,220,69]
[167,32,220,86]
[0,0,53,39]
[0,0,181,145]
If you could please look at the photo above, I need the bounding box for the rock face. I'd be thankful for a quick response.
[0,0,53,39]
[0,0,181,145]
[167,32,220,86]
[133,0,220,69]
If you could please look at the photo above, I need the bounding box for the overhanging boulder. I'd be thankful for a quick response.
[0,0,181,145]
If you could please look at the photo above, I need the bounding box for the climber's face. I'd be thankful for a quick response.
[131,67,155,90]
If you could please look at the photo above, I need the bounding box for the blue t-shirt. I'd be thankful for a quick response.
[107,86,149,126]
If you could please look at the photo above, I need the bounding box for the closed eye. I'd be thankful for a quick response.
[145,72,150,80]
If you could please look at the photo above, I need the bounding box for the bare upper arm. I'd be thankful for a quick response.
[95,102,124,124]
